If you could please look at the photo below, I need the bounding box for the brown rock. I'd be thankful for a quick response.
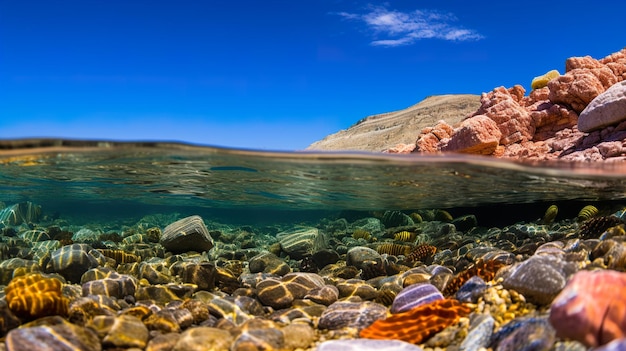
[474,85,534,145]
[442,115,501,155]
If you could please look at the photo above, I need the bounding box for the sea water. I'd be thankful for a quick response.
[1,139,626,227]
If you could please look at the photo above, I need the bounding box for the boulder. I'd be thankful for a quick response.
[578,81,626,132]
[473,85,534,145]
[442,115,501,154]
[160,215,214,254]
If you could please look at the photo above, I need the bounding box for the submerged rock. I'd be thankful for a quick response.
[499,254,578,305]
[161,215,214,254]
[550,270,626,347]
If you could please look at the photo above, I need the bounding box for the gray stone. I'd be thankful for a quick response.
[316,339,424,351]
[460,314,495,351]
[346,246,383,271]
[318,301,387,330]
[578,80,626,132]
[276,227,327,259]
[499,254,578,305]
[161,215,214,254]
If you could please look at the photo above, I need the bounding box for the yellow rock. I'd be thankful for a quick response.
[531,69,560,90]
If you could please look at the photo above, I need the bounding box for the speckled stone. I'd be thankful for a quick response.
[161,215,214,254]
[318,301,387,330]
[48,244,103,283]
[460,313,495,351]
[316,339,424,351]
[248,251,291,276]
[5,319,102,351]
[456,276,488,303]
[491,317,556,351]
[499,254,578,305]
[391,283,443,314]
[172,327,234,351]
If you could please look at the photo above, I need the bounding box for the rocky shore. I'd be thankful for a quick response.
[2,201,626,350]
[310,48,626,162]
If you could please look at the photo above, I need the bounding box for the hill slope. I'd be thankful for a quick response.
[306,94,481,152]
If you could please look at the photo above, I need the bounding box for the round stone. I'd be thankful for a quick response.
[172,327,233,351]
[391,283,443,314]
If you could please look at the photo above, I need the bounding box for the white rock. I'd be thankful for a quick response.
[578,80,626,132]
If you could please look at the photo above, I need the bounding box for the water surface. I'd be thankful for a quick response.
[1,139,626,225]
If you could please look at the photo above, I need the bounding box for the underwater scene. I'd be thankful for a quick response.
[2,139,626,351]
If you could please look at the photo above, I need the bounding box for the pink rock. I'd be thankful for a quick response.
[549,270,626,347]
[548,69,607,113]
[415,120,453,153]
[474,86,534,145]
[442,115,501,155]
[384,143,416,154]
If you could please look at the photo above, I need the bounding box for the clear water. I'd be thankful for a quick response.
[1,139,626,227]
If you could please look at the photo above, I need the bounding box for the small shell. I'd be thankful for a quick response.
[578,205,599,222]
[394,231,416,242]
[542,205,558,225]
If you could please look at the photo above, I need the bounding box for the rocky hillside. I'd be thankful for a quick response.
[306,94,481,152]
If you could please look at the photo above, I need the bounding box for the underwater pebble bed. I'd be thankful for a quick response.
[0,201,626,350]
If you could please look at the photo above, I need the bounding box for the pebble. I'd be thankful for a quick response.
[276,227,326,259]
[460,313,495,351]
[160,215,214,254]
[499,254,578,304]
[346,246,383,271]
[316,339,424,351]
[48,244,103,283]
[171,327,233,351]
[391,282,443,313]
[2,199,624,351]
[248,251,291,275]
[6,317,102,351]
[318,301,387,330]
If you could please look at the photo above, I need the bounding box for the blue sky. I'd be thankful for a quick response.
[1,1,625,150]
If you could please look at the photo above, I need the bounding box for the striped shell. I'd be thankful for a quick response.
[377,243,411,256]
[406,244,437,262]
[578,205,599,222]
[352,229,372,241]
[394,231,417,242]
[542,205,558,224]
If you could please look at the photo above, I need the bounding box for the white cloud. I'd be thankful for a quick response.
[337,6,484,47]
